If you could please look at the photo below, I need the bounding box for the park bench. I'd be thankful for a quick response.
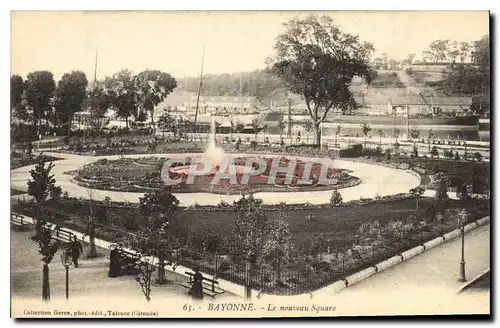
[107,244,142,276]
[180,271,225,299]
[51,227,74,245]
[10,213,32,230]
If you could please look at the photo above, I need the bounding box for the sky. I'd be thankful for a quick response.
[11,11,489,81]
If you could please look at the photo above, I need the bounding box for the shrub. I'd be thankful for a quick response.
[218,200,230,208]
[311,260,331,273]
[250,141,258,150]
[338,144,363,158]
[385,148,392,161]
[443,149,453,159]
[217,261,231,272]
[454,152,461,161]
[474,152,483,162]
[412,145,418,157]
[430,146,439,157]
[330,190,343,206]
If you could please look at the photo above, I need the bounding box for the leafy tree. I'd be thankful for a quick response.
[393,127,400,143]
[376,129,384,146]
[89,83,111,118]
[459,42,472,63]
[24,71,56,135]
[132,188,181,297]
[54,71,88,133]
[135,70,177,135]
[303,121,313,143]
[308,233,327,258]
[103,70,137,129]
[330,189,343,206]
[335,124,342,147]
[277,117,287,141]
[157,112,176,138]
[385,148,392,162]
[234,121,245,134]
[406,53,416,65]
[129,211,180,301]
[361,123,371,149]
[230,195,268,264]
[409,186,425,218]
[139,186,180,218]
[11,75,26,120]
[250,117,260,141]
[27,158,61,301]
[427,39,450,62]
[134,110,148,122]
[456,182,469,203]
[83,188,98,258]
[409,126,420,140]
[262,209,295,285]
[268,15,374,145]
[472,35,490,69]
[435,177,450,204]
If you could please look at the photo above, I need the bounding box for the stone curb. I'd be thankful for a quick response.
[328,216,490,294]
[11,214,489,300]
[456,268,490,294]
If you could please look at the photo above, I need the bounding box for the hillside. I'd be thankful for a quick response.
[167,65,471,111]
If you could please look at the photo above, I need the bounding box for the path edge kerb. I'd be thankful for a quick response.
[10,213,490,300]
[326,216,490,294]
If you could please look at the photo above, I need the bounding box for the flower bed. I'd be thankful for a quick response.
[71,156,359,195]
[13,195,489,295]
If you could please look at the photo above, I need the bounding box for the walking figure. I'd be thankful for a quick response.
[69,236,83,268]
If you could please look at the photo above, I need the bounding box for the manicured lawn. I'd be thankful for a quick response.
[12,196,486,253]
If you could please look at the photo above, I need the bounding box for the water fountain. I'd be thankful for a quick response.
[204,114,226,165]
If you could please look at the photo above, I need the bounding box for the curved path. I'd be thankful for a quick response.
[11,152,421,206]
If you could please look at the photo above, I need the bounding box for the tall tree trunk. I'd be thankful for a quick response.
[87,210,97,258]
[42,263,50,301]
[313,123,321,146]
[157,254,166,284]
[150,109,156,136]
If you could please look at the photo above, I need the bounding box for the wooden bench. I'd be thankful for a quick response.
[10,213,32,230]
[107,244,142,276]
[180,271,225,298]
[52,227,74,244]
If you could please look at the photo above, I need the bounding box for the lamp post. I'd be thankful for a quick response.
[458,209,468,282]
[60,251,72,300]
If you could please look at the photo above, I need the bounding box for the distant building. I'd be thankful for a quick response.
[183,96,260,114]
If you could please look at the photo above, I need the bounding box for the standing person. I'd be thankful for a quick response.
[69,236,83,268]
[190,268,204,300]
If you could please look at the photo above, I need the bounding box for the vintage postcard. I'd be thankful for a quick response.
[10,10,490,318]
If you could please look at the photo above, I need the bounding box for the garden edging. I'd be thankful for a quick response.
[313,215,490,296]
[10,213,490,300]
